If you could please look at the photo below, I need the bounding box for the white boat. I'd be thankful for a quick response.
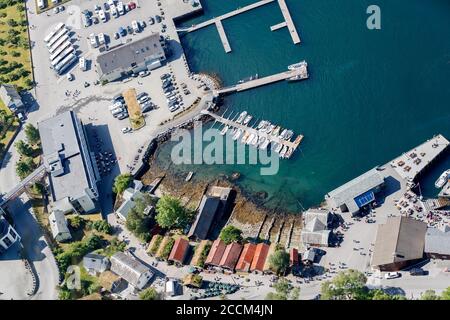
[243,115,253,125]
[238,74,258,84]
[435,169,450,188]
[241,131,250,144]
[285,130,294,140]
[261,139,270,150]
[236,111,247,124]
[271,126,281,136]
[185,171,194,182]
[258,136,266,147]
[279,129,288,139]
[285,147,294,158]
[275,143,283,153]
[250,135,259,146]
[265,125,275,135]
[257,120,268,130]
[233,129,243,140]
[279,145,288,157]
[220,125,229,136]
[288,60,307,71]
[246,133,255,145]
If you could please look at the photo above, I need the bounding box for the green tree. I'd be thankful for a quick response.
[24,123,40,145]
[320,269,368,300]
[15,157,35,180]
[14,139,33,156]
[268,248,290,275]
[112,173,133,194]
[155,195,190,229]
[265,278,299,300]
[126,194,155,241]
[219,225,242,244]
[421,290,440,300]
[139,287,160,300]
[441,287,450,300]
[91,220,113,234]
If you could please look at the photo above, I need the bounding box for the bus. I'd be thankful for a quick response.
[47,27,69,48]
[48,34,69,54]
[51,46,74,67]
[49,41,71,61]
[55,53,77,74]
[44,22,65,43]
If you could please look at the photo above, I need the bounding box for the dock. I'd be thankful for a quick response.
[201,109,304,158]
[177,0,301,53]
[214,62,308,96]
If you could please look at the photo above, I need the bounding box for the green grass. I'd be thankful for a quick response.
[0,99,20,162]
[0,2,33,90]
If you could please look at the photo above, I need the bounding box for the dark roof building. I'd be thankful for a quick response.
[168,237,190,265]
[250,243,270,273]
[205,239,226,267]
[372,216,427,271]
[424,226,450,260]
[235,243,256,272]
[0,216,20,253]
[219,242,243,271]
[96,33,166,82]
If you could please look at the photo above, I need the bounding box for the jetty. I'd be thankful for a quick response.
[201,109,304,158]
[214,61,308,96]
[177,0,300,53]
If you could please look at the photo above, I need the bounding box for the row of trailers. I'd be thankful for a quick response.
[44,22,78,75]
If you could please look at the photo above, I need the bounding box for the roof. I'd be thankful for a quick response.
[99,270,121,291]
[48,210,70,238]
[168,237,190,264]
[302,249,316,262]
[301,229,330,246]
[0,216,10,238]
[96,33,165,76]
[326,168,384,213]
[0,84,23,109]
[116,190,144,220]
[38,111,97,203]
[188,196,220,239]
[83,253,109,272]
[250,243,270,272]
[205,239,226,266]
[219,242,243,270]
[235,243,256,272]
[425,227,450,255]
[290,248,299,266]
[110,252,152,287]
[372,216,427,267]
[304,209,331,226]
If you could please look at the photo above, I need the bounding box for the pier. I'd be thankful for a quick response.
[177,0,301,53]
[214,62,308,96]
[200,109,304,157]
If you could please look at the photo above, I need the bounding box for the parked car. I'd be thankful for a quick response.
[138,96,149,103]
[94,4,101,14]
[136,92,147,100]
[384,272,401,279]
[114,32,120,39]
[128,2,136,10]
[117,112,129,120]
[121,127,132,134]
[53,7,59,14]
[118,26,126,36]
[139,70,150,78]
[17,112,25,122]
[409,268,427,276]
[67,73,74,81]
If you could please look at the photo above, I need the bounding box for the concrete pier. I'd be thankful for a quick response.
[277,0,301,44]
[215,20,232,53]
[270,22,287,31]
[214,62,308,95]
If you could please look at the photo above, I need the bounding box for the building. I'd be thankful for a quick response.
[96,33,166,82]
[83,253,110,275]
[235,243,256,273]
[205,239,226,267]
[0,84,24,113]
[48,210,72,242]
[219,242,243,271]
[110,252,153,290]
[371,216,427,271]
[302,248,316,265]
[115,181,145,221]
[99,270,126,293]
[188,187,232,240]
[325,167,385,216]
[38,111,100,214]
[0,215,20,253]
[424,226,450,260]
[250,243,270,273]
[289,248,299,268]
[301,209,333,247]
[168,237,190,265]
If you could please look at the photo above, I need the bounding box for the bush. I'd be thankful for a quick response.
[219,225,242,244]
[68,215,85,230]
[268,249,290,275]
[139,287,160,300]
[149,235,163,256]
[160,237,175,260]
[112,173,133,194]
[91,220,113,234]
[196,242,212,268]
[155,195,190,229]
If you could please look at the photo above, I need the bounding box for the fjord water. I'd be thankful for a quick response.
[157,0,450,212]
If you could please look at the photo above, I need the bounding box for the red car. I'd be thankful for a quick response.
[128,2,136,10]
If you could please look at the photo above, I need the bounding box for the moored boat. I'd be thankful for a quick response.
[435,169,450,189]
[243,114,253,125]
[185,171,194,182]
[233,128,243,140]
[236,111,247,124]
[241,131,250,143]
[220,125,229,136]
[288,60,307,71]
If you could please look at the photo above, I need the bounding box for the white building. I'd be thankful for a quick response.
[0,84,24,114]
[300,209,332,247]
[83,253,110,275]
[38,111,100,214]
[110,252,153,290]
[0,215,21,253]
[48,210,72,242]
[115,180,144,221]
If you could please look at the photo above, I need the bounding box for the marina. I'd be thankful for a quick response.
[201,109,304,159]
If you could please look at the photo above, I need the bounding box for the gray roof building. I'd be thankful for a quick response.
[372,216,427,271]
[38,111,99,214]
[83,253,110,275]
[110,252,153,290]
[424,227,450,259]
[48,210,72,242]
[96,33,166,82]
[325,168,385,215]
[0,84,24,113]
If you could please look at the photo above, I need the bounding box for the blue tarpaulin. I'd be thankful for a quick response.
[354,190,375,208]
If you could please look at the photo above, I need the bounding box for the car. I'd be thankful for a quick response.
[117,112,129,120]
[138,96,149,103]
[169,105,179,112]
[67,73,74,81]
[118,26,126,36]
[53,7,59,14]
[17,112,25,122]
[384,272,401,279]
[409,268,427,276]
[113,94,124,101]
[139,70,150,78]
[136,92,147,100]
[121,127,132,134]
[114,32,120,39]
[99,9,107,22]
[59,5,65,11]
[84,81,90,88]
[93,17,99,24]
[128,2,136,10]
[149,17,155,25]
[82,14,92,27]
[82,9,91,16]
[140,21,146,28]
[127,25,133,33]
[160,73,170,80]
[155,15,161,23]
[94,4,101,14]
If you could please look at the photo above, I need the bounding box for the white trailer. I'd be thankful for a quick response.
[51,46,74,67]
[55,53,77,74]
[44,23,65,43]
[48,34,70,54]
[49,41,71,60]
[47,27,69,48]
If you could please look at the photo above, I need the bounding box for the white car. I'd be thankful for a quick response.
[67,73,74,81]
[384,272,401,279]
[121,127,132,134]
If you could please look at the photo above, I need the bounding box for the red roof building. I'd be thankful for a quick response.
[205,239,226,267]
[219,242,243,271]
[250,243,270,272]
[235,243,256,272]
[290,248,299,267]
[168,238,190,265]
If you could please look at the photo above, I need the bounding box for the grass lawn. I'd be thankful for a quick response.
[0,99,20,162]
[0,2,33,90]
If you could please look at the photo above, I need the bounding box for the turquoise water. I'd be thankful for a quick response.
[157,0,450,212]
